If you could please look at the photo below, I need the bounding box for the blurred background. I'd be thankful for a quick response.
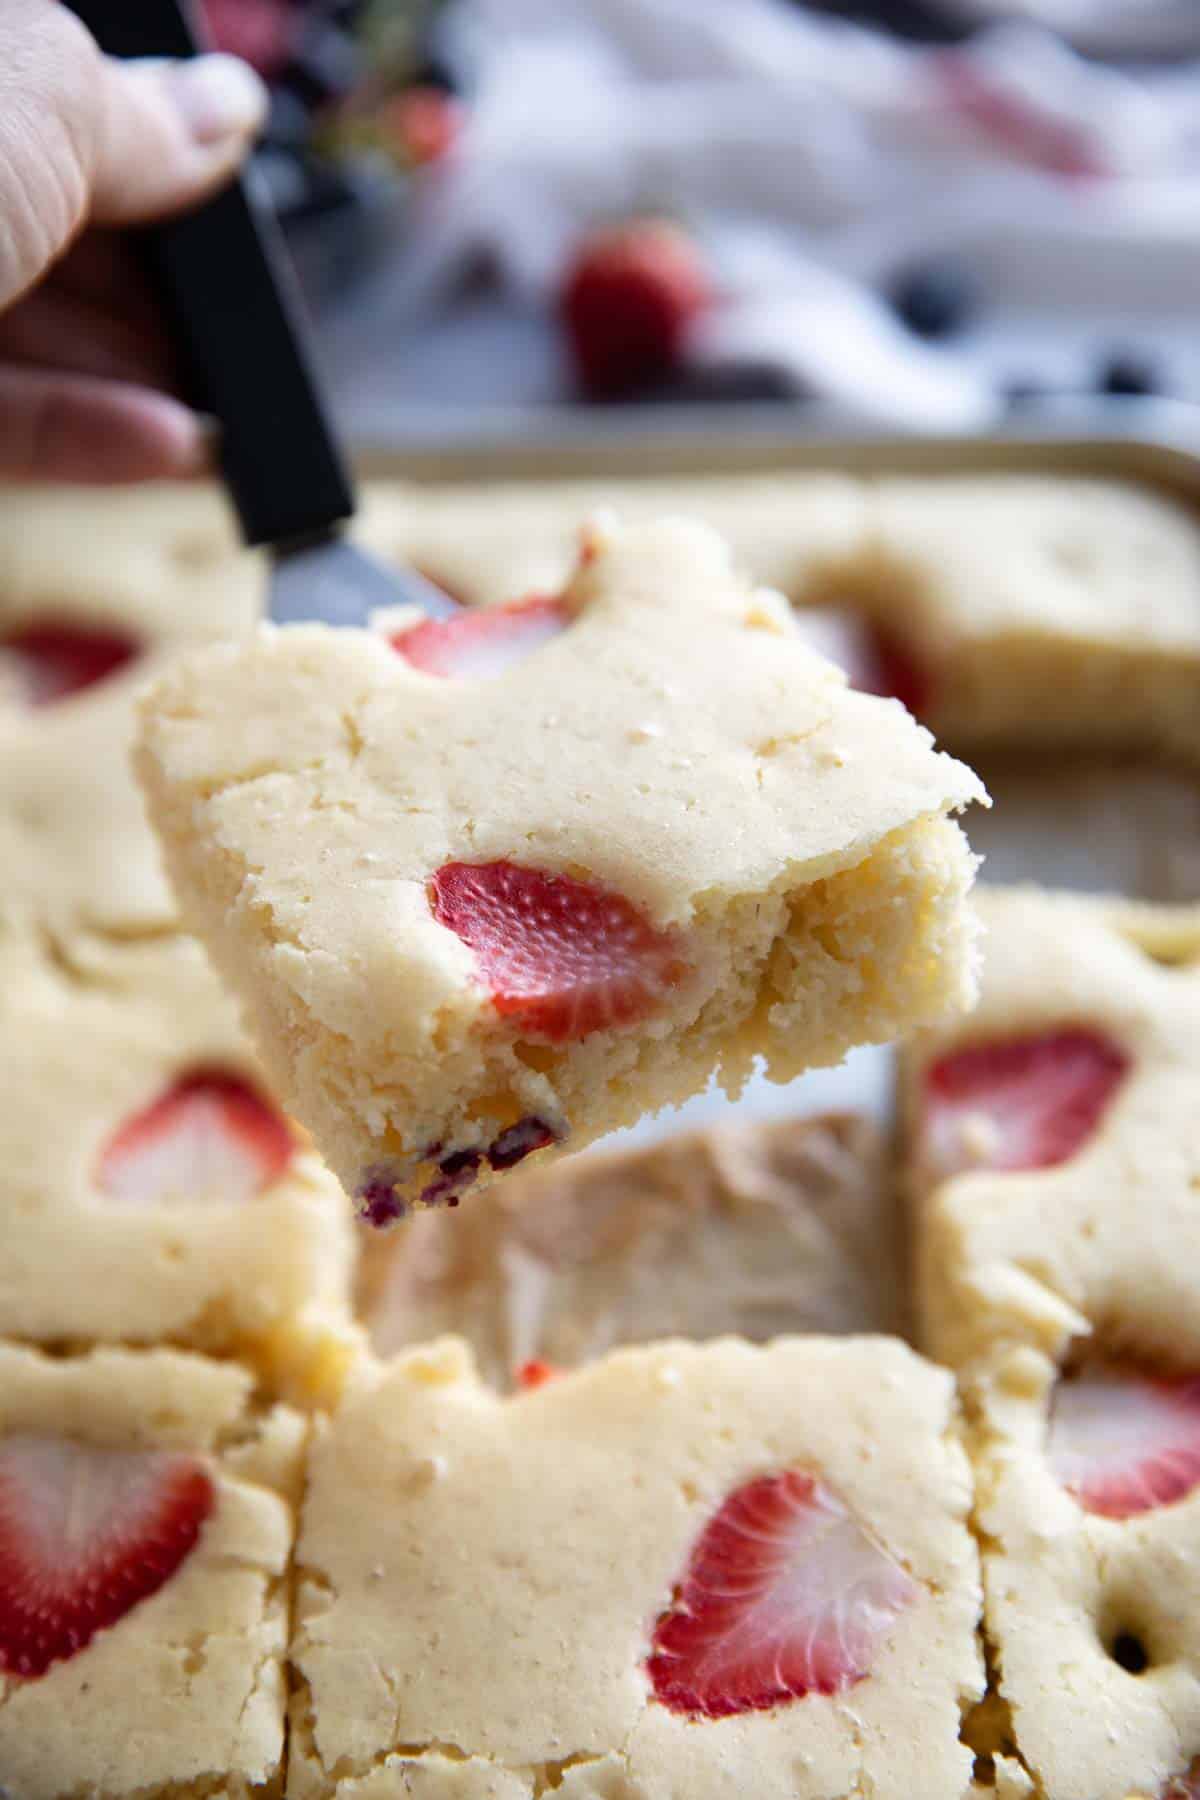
[200,0,1200,444]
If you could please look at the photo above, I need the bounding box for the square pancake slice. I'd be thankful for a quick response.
[289,1336,982,1800]
[0,927,355,1400]
[0,483,260,938]
[137,514,984,1221]
[904,889,1200,1800]
[0,1344,302,1799]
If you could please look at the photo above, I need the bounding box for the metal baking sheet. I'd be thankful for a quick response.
[356,415,1200,1148]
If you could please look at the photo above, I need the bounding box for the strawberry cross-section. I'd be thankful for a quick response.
[0,1436,214,1679]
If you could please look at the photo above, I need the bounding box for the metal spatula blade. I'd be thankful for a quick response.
[69,0,456,632]
[271,539,456,630]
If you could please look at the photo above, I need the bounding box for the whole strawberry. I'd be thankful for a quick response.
[559,220,711,401]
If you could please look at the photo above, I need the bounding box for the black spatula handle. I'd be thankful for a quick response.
[67,0,354,548]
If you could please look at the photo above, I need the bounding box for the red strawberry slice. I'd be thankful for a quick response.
[516,1359,561,1391]
[791,609,930,717]
[0,1435,214,1678]
[392,596,567,680]
[1,619,138,707]
[858,624,932,718]
[96,1069,294,1206]
[430,861,689,1042]
[1048,1368,1200,1521]
[920,1029,1128,1179]
[647,1470,917,1719]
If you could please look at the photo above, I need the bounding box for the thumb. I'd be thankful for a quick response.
[91,53,268,225]
[0,2,266,310]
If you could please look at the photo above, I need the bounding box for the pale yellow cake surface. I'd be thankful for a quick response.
[0,484,262,938]
[905,888,1200,1375]
[0,1344,302,1799]
[859,477,1200,760]
[362,471,1200,764]
[358,472,868,612]
[289,1336,983,1800]
[866,476,1200,649]
[137,514,984,1214]
[360,1112,908,1380]
[961,1341,1200,1800]
[904,889,1200,1800]
[0,927,356,1400]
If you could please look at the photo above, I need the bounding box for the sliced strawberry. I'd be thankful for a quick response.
[647,1470,916,1719]
[920,1029,1128,1179]
[791,609,930,717]
[1048,1368,1200,1521]
[392,596,568,680]
[430,861,689,1042]
[858,624,932,718]
[0,1435,213,1678]
[96,1069,294,1206]
[516,1359,561,1391]
[0,619,139,707]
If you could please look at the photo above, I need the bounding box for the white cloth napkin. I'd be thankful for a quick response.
[396,0,1200,430]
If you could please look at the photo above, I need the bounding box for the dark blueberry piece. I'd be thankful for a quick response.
[420,1148,483,1208]
[1097,351,1161,398]
[357,1174,406,1229]
[488,1116,559,1172]
[889,260,977,339]
[439,1149,483,1178]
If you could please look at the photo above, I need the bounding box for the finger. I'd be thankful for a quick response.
[50,235,173,374]
[51,232,161,333]
[0,366,209,484]
[0,2,266,308]
[92,53,268,224]
[0,285,177,389]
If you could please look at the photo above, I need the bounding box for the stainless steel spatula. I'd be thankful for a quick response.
[68,0,456,630]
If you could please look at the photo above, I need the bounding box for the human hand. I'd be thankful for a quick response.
[0,0,267,482]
